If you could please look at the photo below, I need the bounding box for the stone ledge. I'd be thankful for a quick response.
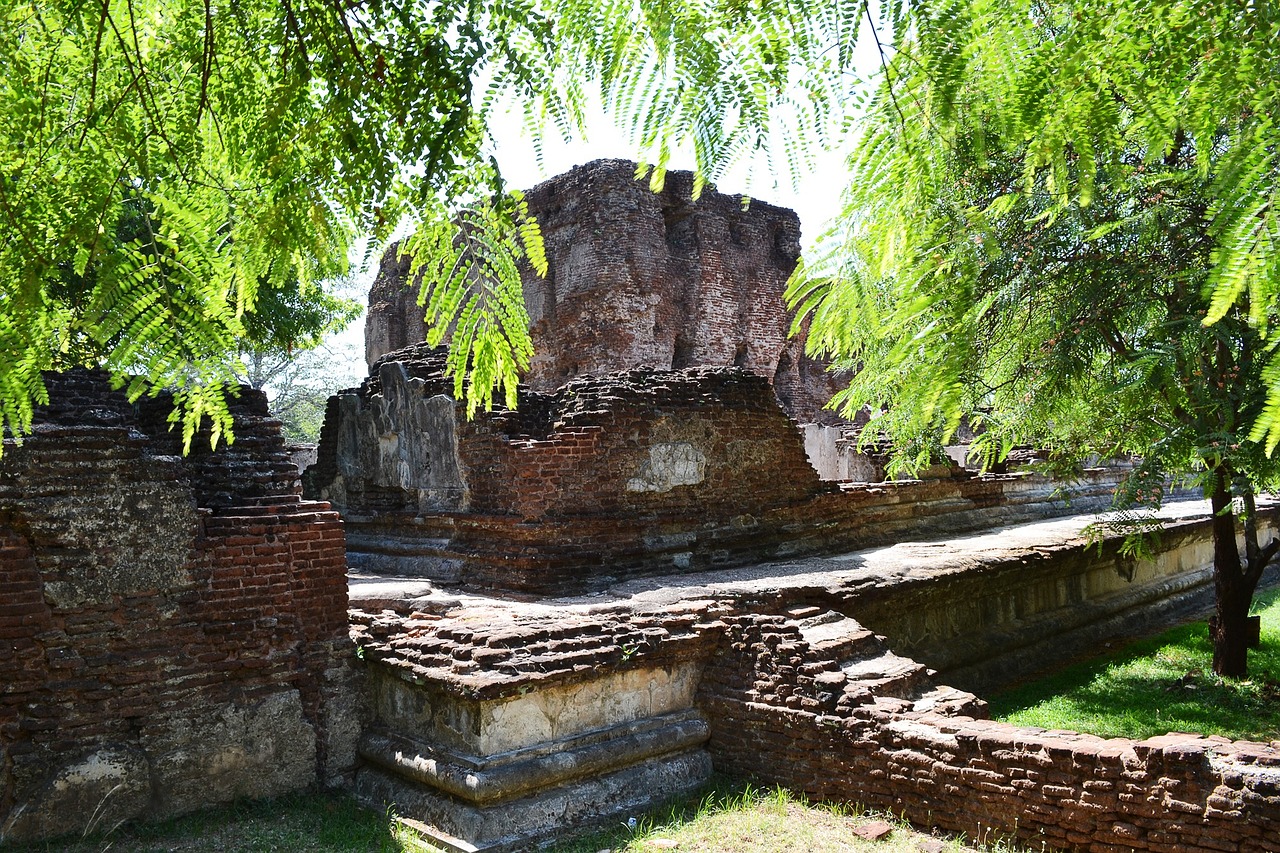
[352,602,723,701]
[357,747,712,853]
[359,710,709,804]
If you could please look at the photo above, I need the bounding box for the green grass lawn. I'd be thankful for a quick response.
[3,792,418,852]
[4,781,1017,853]
[988,584,1280,741]
[549,782,1007,853]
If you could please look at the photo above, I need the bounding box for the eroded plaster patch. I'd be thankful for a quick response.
[627,443,707,493]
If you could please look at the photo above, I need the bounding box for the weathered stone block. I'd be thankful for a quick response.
[364,159,848,427]
[1,746,151,842]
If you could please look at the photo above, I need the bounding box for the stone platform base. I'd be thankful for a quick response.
[357,737,710,852]
[348,498,1280,851]
[349,601,721,851]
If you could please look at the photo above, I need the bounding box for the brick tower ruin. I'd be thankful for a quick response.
[364,158,850,425]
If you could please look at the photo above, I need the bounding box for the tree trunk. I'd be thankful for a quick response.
[1210,469,1250,677]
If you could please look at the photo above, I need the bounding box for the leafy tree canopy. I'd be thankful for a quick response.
[796,0,1280,443]
[1,0,847,449]
[788,1,1280,674]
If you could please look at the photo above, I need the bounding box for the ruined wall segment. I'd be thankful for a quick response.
[516,161,801,387]
[307,344,1129,595]
[344,504,1280,851]
[0,370,360,845]
[365,246,426,371]
[305,344,831,591]
[459,365,826,520]
[700,611,1280,852]
[363,159,850,425]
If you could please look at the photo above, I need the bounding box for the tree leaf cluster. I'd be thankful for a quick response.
[1,0,858,449]
[793,0,1280,459]
[787,0,1280,674]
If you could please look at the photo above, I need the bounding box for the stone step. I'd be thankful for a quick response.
[345,536,466,581]
[908,685,986,716]
[345,533,457,556]
[355,710,713,853]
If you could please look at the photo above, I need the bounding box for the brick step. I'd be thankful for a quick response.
[840,651,932,701]
[347,536,457,556]
[795,612,883,663]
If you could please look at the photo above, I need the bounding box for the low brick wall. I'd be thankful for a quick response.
[0,372,360,845]
[699,613,1280,852]
[844,510,1280,692]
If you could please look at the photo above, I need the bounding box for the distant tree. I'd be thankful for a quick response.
[789,15,1280,676]
[35,192,360,436]
[236,280,362,390]
[257,338,364,444]
[235,279,363,445]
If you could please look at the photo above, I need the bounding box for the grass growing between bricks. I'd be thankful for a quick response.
[4,780,1030,853]
[988,584,1280,741]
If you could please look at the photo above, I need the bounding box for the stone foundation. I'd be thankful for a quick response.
[348,500,1280,852]
[847,512,1280,692]
[349,601,724,851]
[0,371,359,845]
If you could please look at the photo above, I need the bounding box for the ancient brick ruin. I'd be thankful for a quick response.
[330,161,1280,851]
[701,600,1280,853]
[364,158,851,426]
[7,372,1280,853]
[0,371,358,843]
[347,504,1280,852]
[7,162,1280,852]
[303,344,1124,594]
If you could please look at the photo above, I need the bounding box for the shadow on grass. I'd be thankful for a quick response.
[545,775,760,853]
[3,791,410,853]
[988,586,1280,741]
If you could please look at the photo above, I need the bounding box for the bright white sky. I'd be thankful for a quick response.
[481,7,888,240]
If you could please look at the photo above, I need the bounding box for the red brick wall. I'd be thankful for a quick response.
[310,346,1127,595]
[457,368,824,520]
[0,373,358,844]
[698,614,1280,852]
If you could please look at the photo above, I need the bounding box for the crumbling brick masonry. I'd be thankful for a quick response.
[363,158,850,425]
[0,371,360,845]
[700,609,1280,853]
[305,344,1122,595]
